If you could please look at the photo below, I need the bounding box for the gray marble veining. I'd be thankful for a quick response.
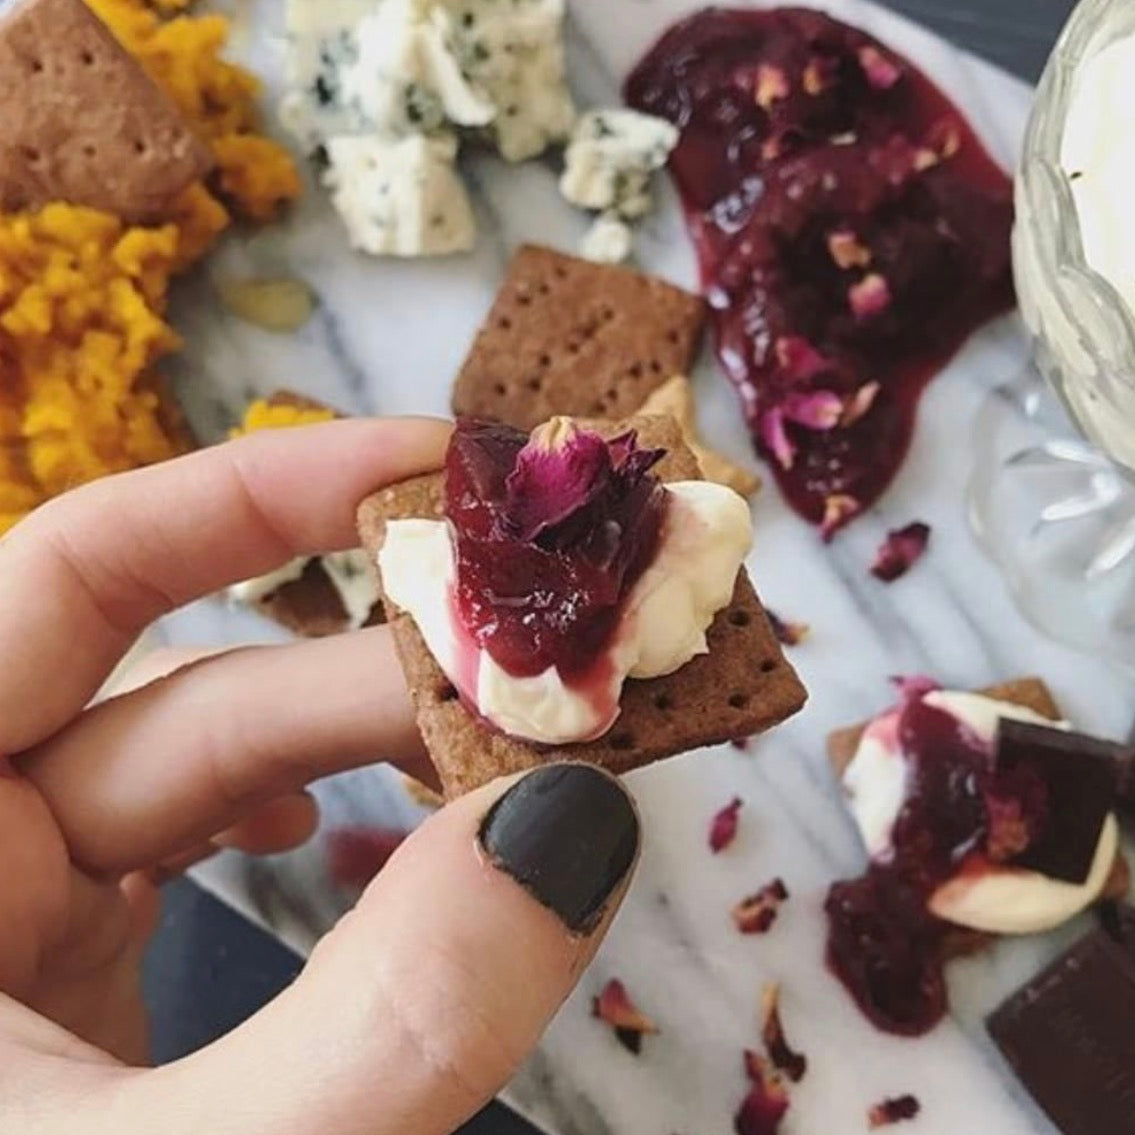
[143,2,1132,1133]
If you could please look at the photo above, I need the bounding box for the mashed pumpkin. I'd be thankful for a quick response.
[0,0,303,536]
[230,399,337,438]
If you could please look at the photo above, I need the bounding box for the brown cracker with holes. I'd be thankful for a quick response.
[240,392,385,638]
[0,0,212,222]
[828,677,1129,951]
[451,245,706,430]
[358,414,807,799]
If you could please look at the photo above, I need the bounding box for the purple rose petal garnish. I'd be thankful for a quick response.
[710,797,744,853]
[870,522,930,581]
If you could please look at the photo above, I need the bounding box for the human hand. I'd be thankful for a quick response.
[0,419,641,1135]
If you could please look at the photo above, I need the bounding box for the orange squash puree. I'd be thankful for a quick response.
[0,1,302,537]
[231,400,338,439]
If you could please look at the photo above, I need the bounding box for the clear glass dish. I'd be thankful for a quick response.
[969,0,1135,667]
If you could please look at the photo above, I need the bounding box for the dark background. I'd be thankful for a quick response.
[145,2,1077,1132]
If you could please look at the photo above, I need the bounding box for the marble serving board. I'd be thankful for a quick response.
[148,1,1133,1132]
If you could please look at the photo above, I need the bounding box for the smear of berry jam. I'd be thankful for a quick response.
[625,7,1013,532]
[823,683,1108,1035]
[445,419,668,680]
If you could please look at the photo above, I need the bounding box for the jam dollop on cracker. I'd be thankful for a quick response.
[626,7,1013,532]
[446,417,669,680]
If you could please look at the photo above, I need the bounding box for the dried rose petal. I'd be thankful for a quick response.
[592,979,659,1054]
[732,878,789,934]
[736,1051,790,1135]
[802,55,838,96]
[710,797,744,853]
[890,674,941,702]
[858,45,902,90]
[760,983,807,1083]
[782,390,843,431]
[827,229,872,270]
[328,827,406,891]
[848,273,892,320]
[820,494,860,542]
[840,381,881,427]
[755,64,790,109]
[731,737,752,752]
[773,336,830,381]
[767,609,809,647]
[504,418,664,542]
[868,1095,921,1128]
[759,408,795,471]
[870,522,930,581]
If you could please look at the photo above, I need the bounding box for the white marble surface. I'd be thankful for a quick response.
[148,1,1134,1132]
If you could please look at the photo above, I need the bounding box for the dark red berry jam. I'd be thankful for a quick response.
[444,419,668,680]
[824,685,1060,1035]
[625,7,1014,533]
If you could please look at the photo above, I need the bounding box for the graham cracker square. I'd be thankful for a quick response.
[451,245,706,431]
[358,414,806,798]
[0,0,212,222]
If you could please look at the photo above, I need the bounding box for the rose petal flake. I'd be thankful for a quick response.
[820,494,860,542]
[858,45,902,90]
[760,983,808,1083]
[735,1051,790,1135]
[848,273,892,320]
[731,737,752,752]
[732,878,789,934]
[827,229,872,270]
[755,64,790,110]
[773,336,831,381]
[328,827,407,891]
[710,796,744,853]
[759,408,796,471]
[592,979,659,1054]
[868,1095,921,1128]
[840,381,880,427]
[782,389,844,431]
[767,609,809,647]
[870,522,930,581]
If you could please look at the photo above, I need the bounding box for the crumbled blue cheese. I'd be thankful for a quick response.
[341,0,495,135]
[323,133,476,257]
[579,213,632,264]
[280,0,373,151]
[560,108,679,220]
[447,0,576,162]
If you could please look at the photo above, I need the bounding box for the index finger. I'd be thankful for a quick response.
[0,416,450,755]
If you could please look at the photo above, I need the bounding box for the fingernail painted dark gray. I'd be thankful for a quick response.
[478,764,640,934]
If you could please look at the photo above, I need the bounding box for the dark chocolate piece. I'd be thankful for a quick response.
[987,909,1135,1135]
[995,719,1118,885]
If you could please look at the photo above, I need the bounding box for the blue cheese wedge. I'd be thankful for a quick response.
[560,108,678,220]
[323,133,476,257]
[447,0,576,162]
[342,0,495,135]
[280,0,373,151]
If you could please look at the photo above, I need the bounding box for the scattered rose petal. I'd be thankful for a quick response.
[592,979,659,1054]
[736,1051,790,1135]
[858,45,902,90]
[827,229,872,270]
[710,797,744,853]
[782,389,843,431]
[755,64,790,109]
[820,494,860,541]
[890,674,941,701]
[802,55,838,95]
[848,273,892,320]
[328,827,406,891]
[767,609,809,646]
[870,522,931,581]
[868,1095,921,1128]
[773,336,830,381]
[732,878,789,934]
[840,381,881,427]
[759,408,796,470]
[731,737,752,751]
[760,983,808,1083]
